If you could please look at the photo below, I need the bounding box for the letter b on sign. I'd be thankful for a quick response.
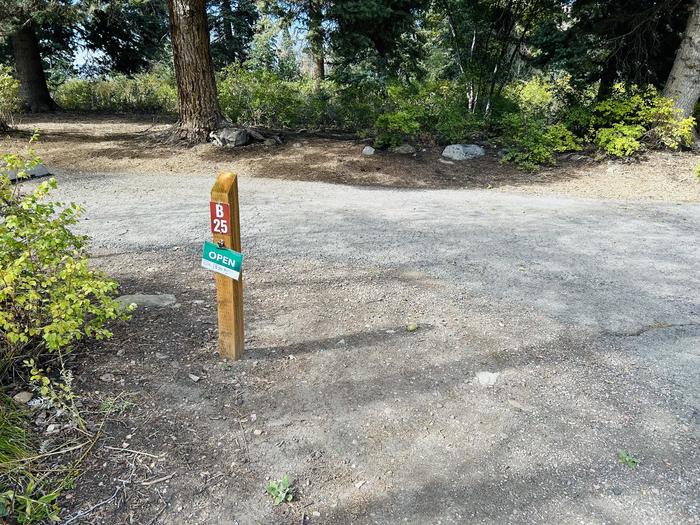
[210,201,231,235]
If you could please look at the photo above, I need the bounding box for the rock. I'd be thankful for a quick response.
[4,163,50,182]
[189,374,201,382]
[253,429,263,436]
[438,158,454,165]
[209,128,249,147]
[155,352,168,359]
[441,144,485,161]
[100,373,115,382]
[312,511,321,517]
[393,144,416,155]
[13,391,33,404]
[116,294,176,308]
[406,322,418,332]
[45,423,60,435]
[362,146,375,156]
[292,142,302,148]
[247,128,266,141]
[476,371,500,386]
[264,138,277,146]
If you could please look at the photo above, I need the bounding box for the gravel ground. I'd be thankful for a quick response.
[30,170,699,524]
[3,113,700,201]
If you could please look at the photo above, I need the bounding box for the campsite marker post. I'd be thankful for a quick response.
[204,172,244,360]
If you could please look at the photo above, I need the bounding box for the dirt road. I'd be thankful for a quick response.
[38,170,699,524]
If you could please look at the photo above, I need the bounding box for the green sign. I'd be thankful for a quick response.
[201,241,243,280]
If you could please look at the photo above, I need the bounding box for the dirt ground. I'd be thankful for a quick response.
[2,112,700,202]
[3,115,699,524]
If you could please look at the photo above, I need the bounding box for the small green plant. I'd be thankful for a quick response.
[0,479,60,524]
[617,449,640,469]
[0,395,61,524]
[265,475,295,505]
[695,164,700,179]
[99,395,135,415]
[373,110,421,148]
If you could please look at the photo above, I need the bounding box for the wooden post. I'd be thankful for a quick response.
[210,172,244,359]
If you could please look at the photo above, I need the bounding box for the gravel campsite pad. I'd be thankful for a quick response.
[23,168,699,525]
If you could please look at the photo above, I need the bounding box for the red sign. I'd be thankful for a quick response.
[210,201,231,235]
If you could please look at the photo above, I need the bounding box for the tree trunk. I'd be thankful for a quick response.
[220,0,234,44]
[12,23,57,113]
[596,57,617,101]
[308,0,325,91]
[663,0,700,118]
[167,0,224,141]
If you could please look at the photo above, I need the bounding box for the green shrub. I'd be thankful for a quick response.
[373,110,421,148]
[498,113,580,170]
[638,95,695,150]
[591,84,695,155]
[504,75,557,118]
[54,72,177,113]
[218,66,306,128]
[414,81,485,143]
[594,123,646,157]
[0,142,128,381]
[0,65,21,130]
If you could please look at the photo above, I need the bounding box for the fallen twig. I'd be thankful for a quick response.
[63,485,121,524]
[141,473,175,486]
[104,445,163,458]
[195,473,225,495]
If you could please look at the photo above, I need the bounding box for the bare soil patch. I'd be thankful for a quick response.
[2,112,699,202]
[11,159,699,524]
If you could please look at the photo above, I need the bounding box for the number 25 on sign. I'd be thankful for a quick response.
[210,201,231,234]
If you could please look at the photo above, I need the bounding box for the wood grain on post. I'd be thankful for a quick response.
[211,172,244,359]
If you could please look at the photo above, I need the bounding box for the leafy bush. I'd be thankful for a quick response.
[594,123,646,157]
[218,66,306,128]
[504,75,557,119]
[0,65,21,130]
[218,67,386,131]
[0,142,127,381]
[638,95,695,150]
[373,110,421,148]
[54,72,177,113]
[498,113,580,170]
[590,85,695,156]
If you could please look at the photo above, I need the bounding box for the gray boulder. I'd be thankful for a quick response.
[393,144,416,155]
[4,163,50,182]
[117,294,177,308]
[210,128,250,147]
[362,145,375,156]
[441,144,485,161]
